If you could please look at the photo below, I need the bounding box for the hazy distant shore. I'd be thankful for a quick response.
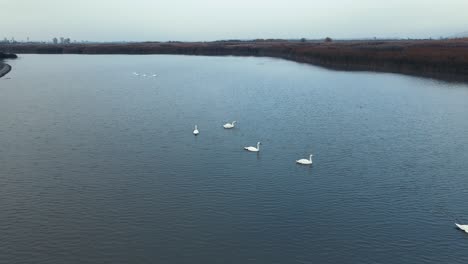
[2,39,468,82]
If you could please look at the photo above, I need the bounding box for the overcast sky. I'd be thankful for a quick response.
[2,0,468,42]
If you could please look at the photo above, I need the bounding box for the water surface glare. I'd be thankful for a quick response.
[1,55,468,264]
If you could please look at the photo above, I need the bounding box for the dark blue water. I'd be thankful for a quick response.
[1,55,468,263]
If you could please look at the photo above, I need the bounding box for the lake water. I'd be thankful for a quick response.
[1,54,468,264]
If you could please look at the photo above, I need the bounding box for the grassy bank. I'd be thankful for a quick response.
[2,39,468,81]
[0,52,18,59]
[0,63,12,78]
[0,52,17,78]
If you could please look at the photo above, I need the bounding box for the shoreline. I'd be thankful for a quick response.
[2,39,468,82]
[0,63,12,78]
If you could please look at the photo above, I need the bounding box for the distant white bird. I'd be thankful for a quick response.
[193,125,199,135]
[223,121,236,129]
[456,223,468,233]
[244,142,260,152]
[152,74,157,77]
[296,154,313,165]
[133,72,139,76]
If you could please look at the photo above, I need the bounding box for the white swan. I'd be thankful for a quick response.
[244,142,260,152]
[223,121,236,129]
[193,125,199,135]
[296,154,313,165]
[456,223,468,233]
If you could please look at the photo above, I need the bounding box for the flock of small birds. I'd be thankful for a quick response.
[133,72,157,78]
[193,121,313,165]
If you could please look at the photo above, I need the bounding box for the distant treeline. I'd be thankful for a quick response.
[2,39,468,81]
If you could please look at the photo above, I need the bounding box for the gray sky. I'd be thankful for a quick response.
[2,0,468,41]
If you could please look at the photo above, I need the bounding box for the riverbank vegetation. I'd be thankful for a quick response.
[1,39,468,81]
[0,52,18,59]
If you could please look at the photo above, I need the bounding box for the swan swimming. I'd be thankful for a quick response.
[223,121,236,129]
[244,142,260,152]
[193,125,199,135]
[456,223,468,233]
[296,154,313,165]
